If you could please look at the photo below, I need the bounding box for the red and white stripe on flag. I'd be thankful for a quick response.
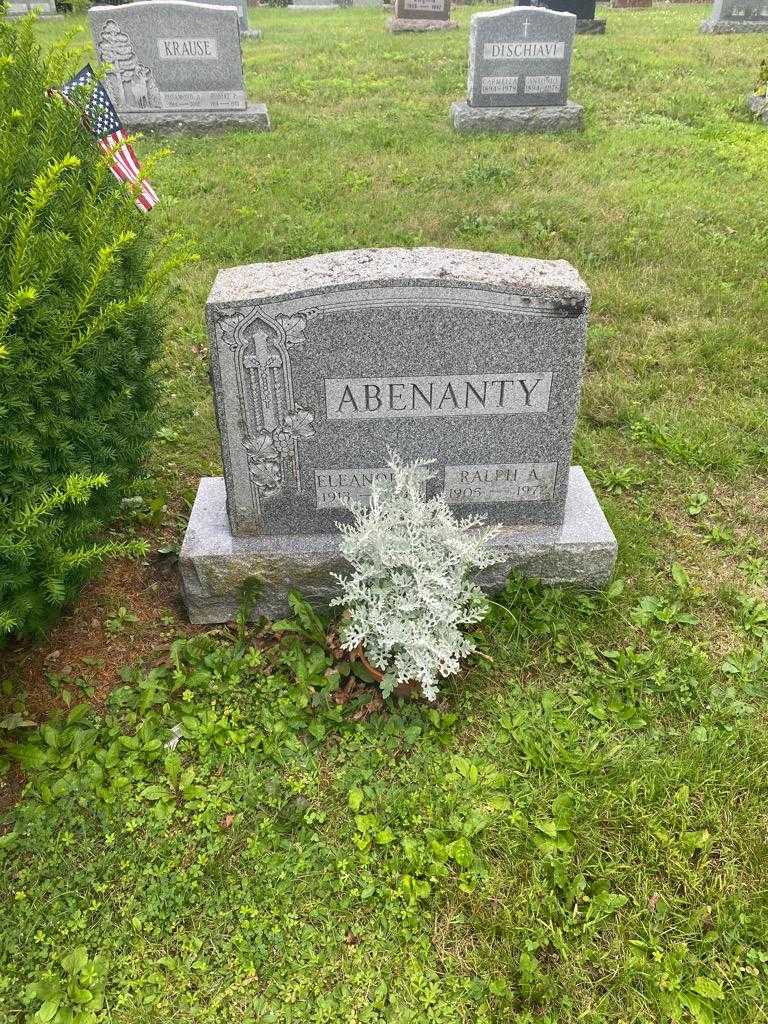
[99,129,159,213]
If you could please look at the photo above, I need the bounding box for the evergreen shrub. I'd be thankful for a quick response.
[0,16,185,640]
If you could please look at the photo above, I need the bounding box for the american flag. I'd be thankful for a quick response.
[58,65,158,213]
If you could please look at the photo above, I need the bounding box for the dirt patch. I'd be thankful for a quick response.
[0,552,210,813]
[1,554,203,728]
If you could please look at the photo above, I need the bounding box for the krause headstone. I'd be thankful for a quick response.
[701,0,768,31]
[88,0,270,130]
[451,6,583,134]
[388,0,457,34]
[180,248,617,623]
[520,0,605,34]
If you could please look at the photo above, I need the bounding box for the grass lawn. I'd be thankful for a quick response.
[2,4,768,1022]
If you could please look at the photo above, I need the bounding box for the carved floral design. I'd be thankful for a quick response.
[215,307,317,516]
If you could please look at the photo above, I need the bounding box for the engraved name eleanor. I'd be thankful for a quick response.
[315,466,429,509]
[325,373,552,420]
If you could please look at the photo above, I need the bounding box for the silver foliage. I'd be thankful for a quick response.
[331,455,501,702]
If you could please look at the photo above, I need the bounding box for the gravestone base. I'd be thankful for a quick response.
[388,15,458,29]
[701,17,768,29]
[747,92,768,122]
[576,16,606,31]
[120,102,271,132]
[451,99,583,134]
[180,468,618,624]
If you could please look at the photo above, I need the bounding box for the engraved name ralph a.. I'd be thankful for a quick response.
[325,372,552,420]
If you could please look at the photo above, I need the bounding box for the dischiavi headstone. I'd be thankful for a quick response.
[701,0,768,31]
[88,0,270,130]
[388,0,457,33]
[519,0,605,34]
[179,247,617,623]
[451,6,583,134]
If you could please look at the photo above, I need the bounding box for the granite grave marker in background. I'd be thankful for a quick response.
[88,0,270,130]
[451,6,583,133]
[701,0,768,31]
[519,0,605,34]
[388,0,457,33]
[180,247,617,622]
[6,0,59,16]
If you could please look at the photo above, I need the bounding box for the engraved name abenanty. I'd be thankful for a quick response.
[325,372,553,420]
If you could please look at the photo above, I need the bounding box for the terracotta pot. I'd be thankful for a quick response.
[327,615,420,700]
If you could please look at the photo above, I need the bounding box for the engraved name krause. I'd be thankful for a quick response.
[325,372,553,420]
[157,37,219,60]
[444,462,557,503]
[404,0,445,10]
[482,41,565,60]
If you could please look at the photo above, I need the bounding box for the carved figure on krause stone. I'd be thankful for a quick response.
[213,308,317,515]
[97,19,162,110]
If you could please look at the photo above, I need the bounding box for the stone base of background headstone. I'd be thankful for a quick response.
[576,16,606,30]
[289,1,339,8]
[451,99,583,134]
[612,0,651,7]
[747,92,768,121]
[180,469,618,624]
[701,16,768,28]
[387,15,457,28]
[120,102,271,132]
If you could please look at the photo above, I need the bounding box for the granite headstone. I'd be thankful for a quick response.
[90,0,262,38]
[520,0,605,34]
[451,6,583,133]
[88,0,270,130]
[388,0,457,33]
[6,0,58,14]
[180,247,617,622]
[701,0,768,31]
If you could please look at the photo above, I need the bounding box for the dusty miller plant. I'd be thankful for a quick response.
[331,456,501,702]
